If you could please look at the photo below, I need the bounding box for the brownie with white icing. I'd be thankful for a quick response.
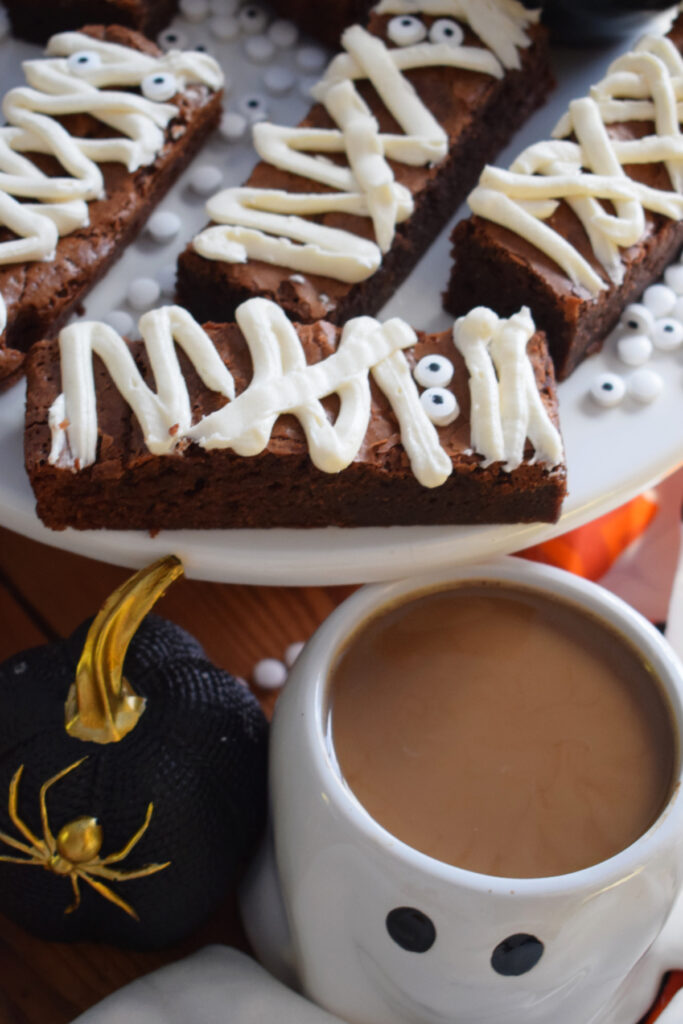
[0,25,223,391]
[446,12,683,380]
[176,0,551,328]
[1,0,178,44]
[24,301,567,530]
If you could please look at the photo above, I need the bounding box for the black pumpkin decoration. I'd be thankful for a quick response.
[0,557,269,949]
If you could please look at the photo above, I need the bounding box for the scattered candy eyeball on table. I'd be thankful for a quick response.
[0,557,268,949]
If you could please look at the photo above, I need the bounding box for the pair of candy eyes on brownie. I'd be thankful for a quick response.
[387,907,544,977]
[66,50,193,102]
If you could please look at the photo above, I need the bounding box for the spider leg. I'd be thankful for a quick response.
[0,824,39,858]
[39,759,88,855]
[79,871,140,920]
[65,873,81,915]
[7,767,47,854]
[87,860,171,882]
[0,853,43,865]
[99,803,155,865]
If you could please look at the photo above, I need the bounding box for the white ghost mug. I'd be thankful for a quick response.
[241,559,683,1024]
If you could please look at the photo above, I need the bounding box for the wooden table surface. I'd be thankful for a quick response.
[0,525,356,1024]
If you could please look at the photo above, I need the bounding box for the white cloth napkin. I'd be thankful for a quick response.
[71,946,346,1024]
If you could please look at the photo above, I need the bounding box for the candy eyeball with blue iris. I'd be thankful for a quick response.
[67,51,102,73]
[141,72,178,102]
[429,18,464,46]
[387,15,427,46]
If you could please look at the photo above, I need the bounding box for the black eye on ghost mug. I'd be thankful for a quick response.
[491,934,544,976]
[386,907,436,953]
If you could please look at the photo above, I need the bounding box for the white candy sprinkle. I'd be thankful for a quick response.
[147,210,181,243]
[141,71,178,102]
[253,657,288,689]
[628,368,663,404]
[239,3,268,34]
[157,264,176,296]
[652,317,683,351]
[617,333,652,366]
[296,45,327,73]
[420,387,459,426]
[620,303,655,334]
[414,353,454,388]
[590,372,625,407]
[664,264,683,295]
[264,66,295,95]
[429,18,464,46]
[284,641,305,668]
[180,0,210,21]
[210,14,240,39]
[189,164,223,195]
[238,93,269,120]
[268,18,298,47]
[127,277,161,311]
[157,27,188,49]
[246,34,275,62]
[219,110,248,140]
[387,15,427,46]
[642,283,676,318]
[104,309,135,335]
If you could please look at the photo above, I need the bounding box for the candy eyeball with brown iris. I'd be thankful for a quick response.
[387,15,427,46]
[67,51,102,74]
[141,72,178,102]
[429,19,464,46]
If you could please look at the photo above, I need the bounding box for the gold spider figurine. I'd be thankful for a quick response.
[0,758,170,919]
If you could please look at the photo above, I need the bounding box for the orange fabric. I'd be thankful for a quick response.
[519,493,659,580]
[644,972,683,1021]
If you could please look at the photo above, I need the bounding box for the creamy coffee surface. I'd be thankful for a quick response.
[329,584,676,878]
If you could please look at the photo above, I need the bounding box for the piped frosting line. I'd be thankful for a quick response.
[192,0,537,284]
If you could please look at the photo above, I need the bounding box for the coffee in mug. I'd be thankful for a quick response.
[329,583,676,878]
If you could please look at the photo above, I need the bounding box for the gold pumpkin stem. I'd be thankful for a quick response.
[65,556,184,744]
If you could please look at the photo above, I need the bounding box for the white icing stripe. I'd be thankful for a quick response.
[47,301,560,486]
[194,3,535,284]
[453,306,563,470]
[468,31,683,297]
[0,31,222,321]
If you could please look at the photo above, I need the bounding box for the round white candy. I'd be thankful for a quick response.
[387,15,427,46]
[284,641,305,668]
[157,27,188,49]
[253,657,288,689]
[429,18,464,45]
[210,14,240,39]
[238,92,269,120]
[627,368,663,404]
[671,296,683,322]
[104,309,134,336]
[180,0,210,21]
[147,210,181,243]
[590,372,625,408]
[219,110,248,139]
[264,66,295,95]
[414,353,454,388]
[642,283,676,318]
[420,387,459,426]
[239,3,268,34]
[141,72,178,102]
[189,164,223,195]
[67,50,102,73]
[617,333,652,366]
[664,263,683,295]
[652,317,683,351]
[127,277,161,310]
[268,18,298,47]
[296,45,327,73]
[157,263,177,296]
[246,34,275,62]
[619,303,655,335]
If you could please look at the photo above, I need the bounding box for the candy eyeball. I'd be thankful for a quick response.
[642,283,676,318]
[414,354,454,389]
[239,3,268,34]
[429,18,464,46]
[386,907,436,953]
[141,72,178,102]
[619,303,655,335]
[387,15,427,46]
[237,92,268,120]
[420,387,459,426]
[67,50,102,73]
[157,27,188,50]
[590,373,625,408]
[652,317,683,352]
[617,333,651,367]
[663,263,683,295]
[627,368,663,404]
[491,935,544,977]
